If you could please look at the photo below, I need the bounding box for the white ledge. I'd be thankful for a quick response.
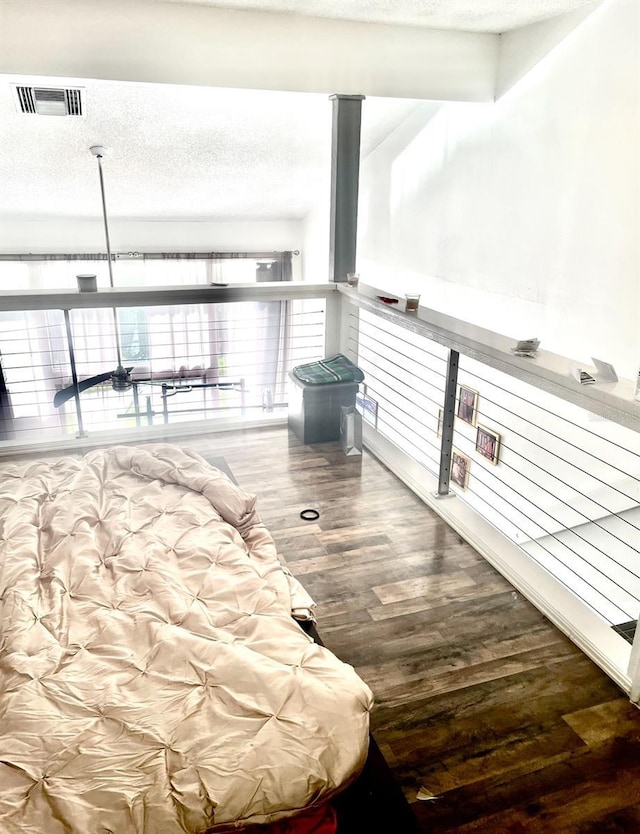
[0,282,337,311]
[340,284,640,434]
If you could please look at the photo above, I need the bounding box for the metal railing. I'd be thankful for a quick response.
[0,283,332,444]
[341,287,640,695]
[2,279,639,696]
[453,355,640,628]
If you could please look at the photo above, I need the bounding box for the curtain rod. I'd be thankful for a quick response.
[0,250,299,262]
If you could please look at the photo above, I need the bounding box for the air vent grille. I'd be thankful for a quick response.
[12,85,85,116]
[16,86,36,114]
[65,88,82,116]
[33,87,66,116]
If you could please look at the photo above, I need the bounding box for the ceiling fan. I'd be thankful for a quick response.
[54,146,134,410]
[53,365,134,408]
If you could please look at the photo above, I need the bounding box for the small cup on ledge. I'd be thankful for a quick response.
[405,293,420,312]
[346,272,360,287]
[76,274,98,292]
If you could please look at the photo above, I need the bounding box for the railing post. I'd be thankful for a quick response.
[329,94,365,283]
[324,289,342,357]
[162,383,169,424]
[436,348,459,496]
[63,309,87,438]
[240,378,247,416]
[629,614,640,705]
[132,382,141,427]
[145,395,154,425]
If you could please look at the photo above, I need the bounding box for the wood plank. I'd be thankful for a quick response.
[412,738,640,833]
[563,698,640,745]
[372,571,479,604]
[366,578,514,620]
[10,427,638,833]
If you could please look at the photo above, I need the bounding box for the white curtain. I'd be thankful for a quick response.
[0,257,296,437]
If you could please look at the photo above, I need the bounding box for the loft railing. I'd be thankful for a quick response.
[2,279,639,700]
[0,283,335,445]
[339,285,640,701]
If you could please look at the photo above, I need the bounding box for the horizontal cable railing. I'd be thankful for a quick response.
[347,308,449,476]
[0,292,327,444]
[346,300,640,634]
[453,356,640,627]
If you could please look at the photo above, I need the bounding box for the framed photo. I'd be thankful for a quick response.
[475,424,500,465]
[436,408,443,438]
[450,449,470,491]
[457,386,478,426]
[355,384,378,428]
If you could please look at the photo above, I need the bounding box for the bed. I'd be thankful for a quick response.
[0,444,373,834]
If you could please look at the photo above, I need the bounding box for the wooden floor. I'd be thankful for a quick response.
[189,426,640,834]
[8,426,640,831]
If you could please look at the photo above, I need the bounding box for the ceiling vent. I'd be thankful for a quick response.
[12,85,85,116]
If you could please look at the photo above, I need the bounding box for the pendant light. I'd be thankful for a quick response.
[90,145,132,392]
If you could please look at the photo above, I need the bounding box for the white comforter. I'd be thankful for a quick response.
[0,444,372,834]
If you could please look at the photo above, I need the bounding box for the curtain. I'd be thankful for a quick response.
[0,253,298,435]
[254,254,292,404]
[0,310,68,439]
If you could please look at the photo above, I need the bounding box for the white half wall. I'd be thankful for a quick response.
[0,217,305,279]
[0,217,302,254]
[357,0,640,379]
[0,0,498,102]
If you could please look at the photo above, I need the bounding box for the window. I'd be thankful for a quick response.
[0,254,322,442]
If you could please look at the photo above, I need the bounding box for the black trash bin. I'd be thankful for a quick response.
[287,355,364,444]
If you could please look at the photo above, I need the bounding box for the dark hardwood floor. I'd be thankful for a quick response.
[7,426,640,831]
[190,426,640,833]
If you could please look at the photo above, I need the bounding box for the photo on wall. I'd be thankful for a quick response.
[475,424,501,465]
[457,386,478,426]
[450,449,470,491]
[355,383,378,428]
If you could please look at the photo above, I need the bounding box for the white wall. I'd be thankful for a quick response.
[0,217,305,279]
[301,199,330,283]
[0,217,303,254]
[357,0,639,380]
[0,0,498,102]
[496,3,603,98]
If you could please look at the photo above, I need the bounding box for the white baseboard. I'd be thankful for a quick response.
[0,413,288,458]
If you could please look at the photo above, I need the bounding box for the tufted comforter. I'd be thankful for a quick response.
[0,444,373,834]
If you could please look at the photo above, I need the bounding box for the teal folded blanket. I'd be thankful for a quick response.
[292,354,364,385]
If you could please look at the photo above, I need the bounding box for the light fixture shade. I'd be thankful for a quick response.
[111,365,133,392]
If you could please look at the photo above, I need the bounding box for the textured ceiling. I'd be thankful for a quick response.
[158,0,600,33]
[0,76,431,220]
[0,0,599,224]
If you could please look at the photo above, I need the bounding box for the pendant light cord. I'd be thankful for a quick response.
[96,154,114,288]
[94,151,123,368]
